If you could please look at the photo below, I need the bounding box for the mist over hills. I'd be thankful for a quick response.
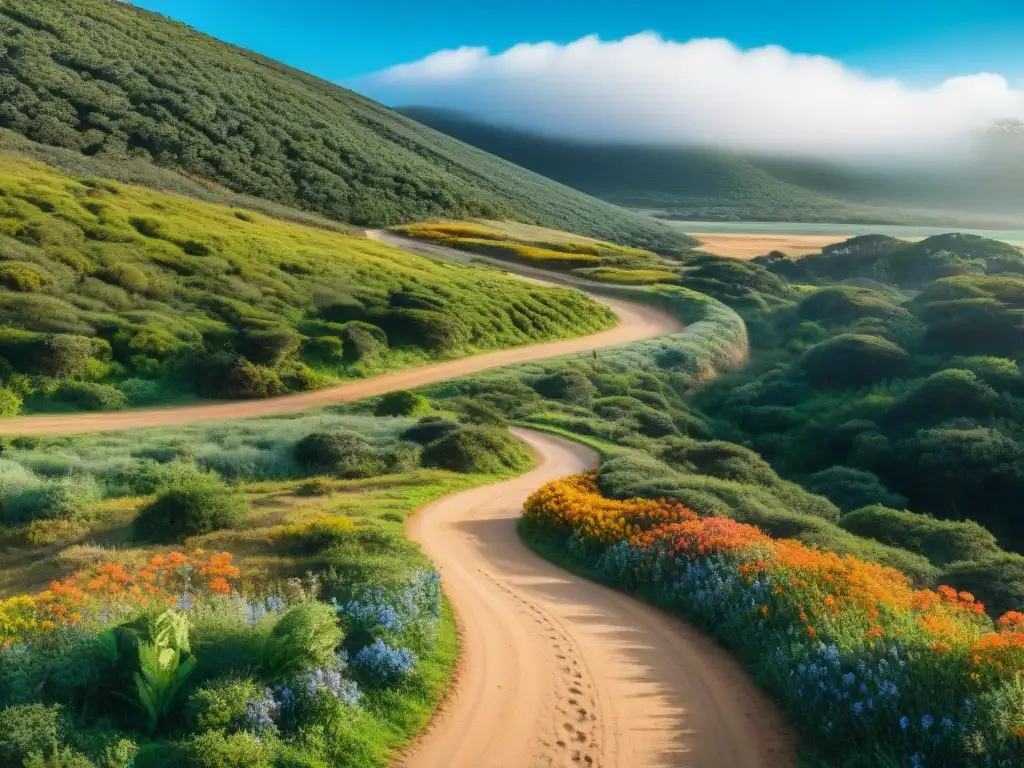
[0,0,689,252]
[401,107,1024,227]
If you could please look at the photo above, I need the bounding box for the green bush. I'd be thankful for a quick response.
[0,261,52,292]
[949,356,1021,391]
[941,554,1024,617]
[23,746,95,768]
[840,505,1001,566]
[400,417,461,445]
[134,475,248,542]
[0,703,66,766]
[186,731,276,768]
[3,474,101,524]
[339,322,387,363]
[293,432,382,478]
[801,334,910,389]
[886,369,999,427]
[422,426,532,474]
[236,327,300,365]
[808,466,907,513]
[55,382,127,412]
[533,369,597,402]
[33,335,104,379]
[186,678,262,733]
[199,356,285,400]
[0,387,22,416]
[259,602,343,682]
[374,390,430,418]
[797,286,901,326]
[455,398,507,426]
[378,309,471,353]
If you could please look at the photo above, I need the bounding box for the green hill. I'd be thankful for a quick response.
[0,0,690,253]
[0,155,615,413]
[399,108,939,225]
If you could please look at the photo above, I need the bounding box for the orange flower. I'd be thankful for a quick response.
[208,577,231,595]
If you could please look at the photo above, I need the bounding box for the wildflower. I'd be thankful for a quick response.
[921,714,933,730]
[899,716,909,730]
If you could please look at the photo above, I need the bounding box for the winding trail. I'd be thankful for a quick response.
[3,229,795,766]
[403,428,795,768]
[0,254,680,436]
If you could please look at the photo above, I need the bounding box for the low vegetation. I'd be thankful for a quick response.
[396,220,687,269]
[0,157,615,413]
[522,474,1024,767]
[0,408,535,766]
[0,0,691,252]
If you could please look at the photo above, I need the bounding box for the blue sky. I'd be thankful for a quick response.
[130,0,1024,84]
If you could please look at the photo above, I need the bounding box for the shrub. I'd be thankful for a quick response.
[350,640,414,685]
[199,356,285,400]
[801,334,910,389]
[0,261,52,292]
[374,390,430,418]
[533,369,596,402]
[797,286,900,326]
[887,369,999,427]
[455,398,506,426]
[259,602,343,682]
[377,309,470,353]
[96,262,148,293]
[236,327,300,365]
[940,554,1024,617]
[422,426,532,474]
[299,335,343,362]
[840,506,1001,566]
[339,322,387,363]
[186,730,276,768]
[400,417,460,445]
[3,474,101,524]
[949,356,1021,391]
[0,387,22,416]
[293,432,382,478]
[134,475,248,542]
[0,703,65,766]
[808,466,907,513]
[22,746,95,768]
[33,335,102,379]
[187,678,262,732]
[55,382,127,411]
[319,296,367,324]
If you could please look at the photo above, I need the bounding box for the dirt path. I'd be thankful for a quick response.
[0,267,681,436]
[403,428,795,768]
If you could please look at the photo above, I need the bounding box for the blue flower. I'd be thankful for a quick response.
[352,639,415,684]
[852,701,864,715]
[921,714,933,730]
[842,672,856,687]
[899,716,909,730]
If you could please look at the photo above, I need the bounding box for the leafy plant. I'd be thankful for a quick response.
[131,610,197,734]
[259,602,343,683]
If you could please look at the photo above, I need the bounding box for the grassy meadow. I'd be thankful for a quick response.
[0,156,615,414]
[0,404,535,767]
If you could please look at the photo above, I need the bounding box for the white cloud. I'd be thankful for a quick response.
[355,33,1024,160]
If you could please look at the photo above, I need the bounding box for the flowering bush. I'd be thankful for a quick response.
[525,474,1024,767]
[0,550,242,645]
[351,640,415,685]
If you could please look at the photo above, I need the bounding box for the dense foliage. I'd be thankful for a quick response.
[699,233,1024,616]
[0,0,690,251]
[0,157,614,412]
[0,403,543,766]
[523,474,1024,767]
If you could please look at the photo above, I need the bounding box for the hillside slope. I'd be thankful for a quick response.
[0,155,616,414]
[400,108,932,225]
[0,0,690,252]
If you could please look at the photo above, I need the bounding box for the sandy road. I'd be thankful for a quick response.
[402,428,795,768]
[0,265,680,436]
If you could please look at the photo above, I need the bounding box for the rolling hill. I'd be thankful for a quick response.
[401,108,1024,228]
[0,0,691,253]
